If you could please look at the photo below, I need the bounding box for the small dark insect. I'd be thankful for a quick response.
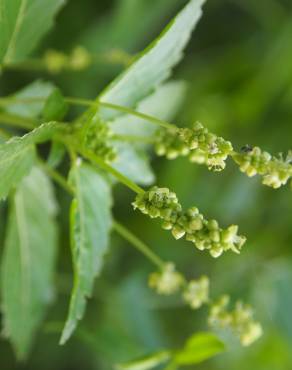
[241,144,253,153]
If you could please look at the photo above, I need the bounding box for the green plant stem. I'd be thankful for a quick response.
[0,112,35,130]
[66,97,175,130]
[0,127,10,139]
[0,95,176,130]
[2,58,46,72]
[113,221,165,268]
[38,160,74,195]
[78,147,144,194]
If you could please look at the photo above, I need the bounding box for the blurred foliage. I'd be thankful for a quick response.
[1,0,292,369]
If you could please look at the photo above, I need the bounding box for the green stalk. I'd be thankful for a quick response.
[113,221,165,269]
[78,147,144,194]
[0,112,35,130]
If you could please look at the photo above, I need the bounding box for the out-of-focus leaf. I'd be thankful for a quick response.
[47,141,66,169]
[0,121,65,200]
[174,332,225,365]
[109,81,187,185]
[116,350,171,370]
[60,162,112,344]
[1,167,58,359]
[0,0,66,65]
[111,81,187,138]
[111,142,155,186]
[97,0,205,120]
[42,88,68,121]
[4,80,55,119]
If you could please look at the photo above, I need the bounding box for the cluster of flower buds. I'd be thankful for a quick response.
[133,187,246,258]
[44,46,92,74]
[208,295,262,346]
[148,263,185,295]
[83,116,116,162]
[233,146,292,189]
[183,275,209,309]
[155,123,233,171]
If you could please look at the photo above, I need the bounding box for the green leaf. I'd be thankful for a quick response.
[0,0,66,65]
[0,121,65,200]
[42,88,69,121]
[111,81,187,138]
[115,350,171,370]
[1,167,58,359]
[111,142,155,186]
[47,141,65,169]
[97,0,205,120]
[174,332,225,365]
[4,80,55,119]
[110,81,187,186]
[60,161,112,344]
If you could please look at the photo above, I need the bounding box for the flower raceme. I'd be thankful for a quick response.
[233,147,292,189]
[155,122,292,189]
[148,264,262,346]
[132,186,246,258]
[155,122,233,171]
[208,295,263,347]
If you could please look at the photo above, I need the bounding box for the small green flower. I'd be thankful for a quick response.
[149,263,185,295]
[82,116,116,162]
[133,187,246,258]
[233,147,292,189]
[155,122,233,172]
[208,296,262,346]
[183,275,209,309]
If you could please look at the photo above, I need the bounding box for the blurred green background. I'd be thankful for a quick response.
[1,0,292,369]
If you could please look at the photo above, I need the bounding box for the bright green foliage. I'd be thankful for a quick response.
[0,0,66,65]
[97,0,205,120]
[42,88,69,121]
[60,161,112,344]
[173,332,225,365]
[1,167,58,359]
[0,121,65,200]
[133,187,246,257]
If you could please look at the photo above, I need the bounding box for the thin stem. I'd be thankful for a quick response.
[0,112,35,130]
[0,127,10,139]
[78,147,144,194]
[113,221,165,268]
[66,97,176,130]
[0,95,177,130]
[98,101,176,130]
[2,58,46,72]
[38,160,74,195]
